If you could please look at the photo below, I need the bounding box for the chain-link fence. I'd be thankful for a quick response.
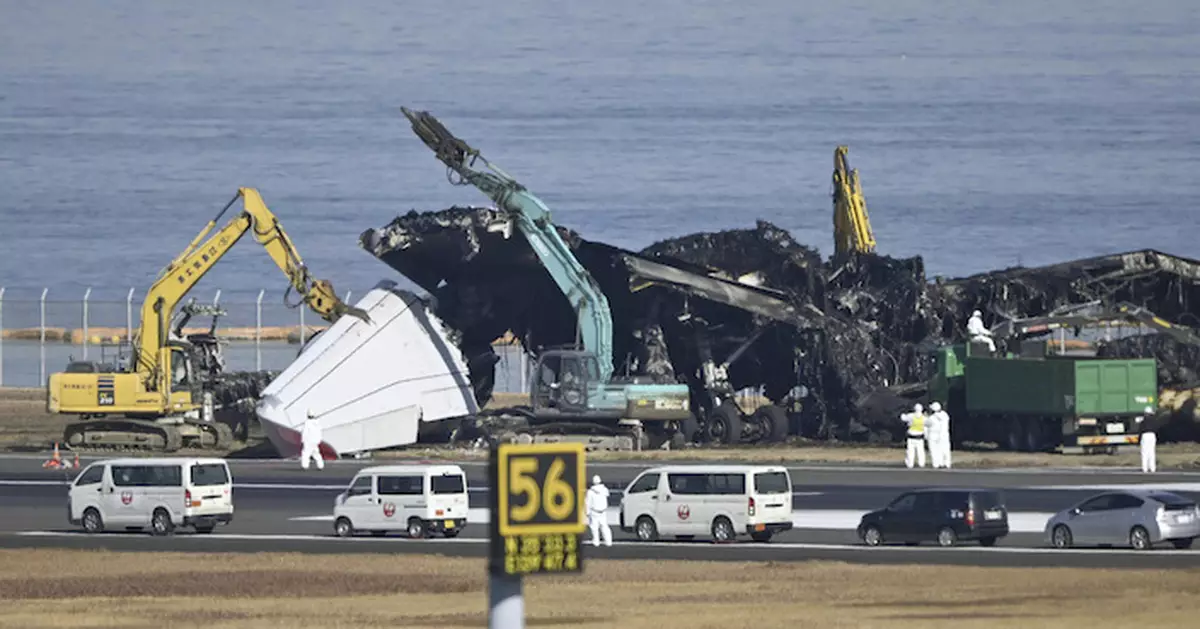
[0,286,536,393]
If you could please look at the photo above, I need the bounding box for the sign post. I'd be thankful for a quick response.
[488,442,587,629]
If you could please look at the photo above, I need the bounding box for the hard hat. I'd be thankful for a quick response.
[913,403,923,413]
[930,402,942,412]
[972,310,982,318]
[592,475,601,485]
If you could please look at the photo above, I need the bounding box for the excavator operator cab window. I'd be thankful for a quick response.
[169,347,192,387]
[533,354,563,409]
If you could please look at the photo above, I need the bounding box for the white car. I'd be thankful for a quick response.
[68,457,234,535]
[333,464,469,538]
[619,465,794,542]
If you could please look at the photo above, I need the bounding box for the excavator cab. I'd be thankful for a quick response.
[531,349,601,413]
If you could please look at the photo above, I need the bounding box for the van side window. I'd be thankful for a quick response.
[431,474,465,494]
[74,465,104,486]
[347,476,373,497]
[190,464,229,486]
[377,475,423,495]
[667,473,745,495]
[111,465,182,487]
[627,474,659,494]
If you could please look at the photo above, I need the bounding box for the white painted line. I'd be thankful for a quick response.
[10,530,1194,556]
[1024,483,1200,492]
[289,507,1055,533]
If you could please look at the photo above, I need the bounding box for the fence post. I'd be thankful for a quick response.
[40,288,48,384]
[0,287,6,386]
[126,288,135,348]
[256,290,264,371]
[82,287,92,360]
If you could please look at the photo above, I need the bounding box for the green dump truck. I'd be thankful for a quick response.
[930,342,1157,454]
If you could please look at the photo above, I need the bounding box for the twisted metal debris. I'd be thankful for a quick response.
[361,208,1200,444]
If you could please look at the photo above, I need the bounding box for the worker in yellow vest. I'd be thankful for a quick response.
[900,403,927,468]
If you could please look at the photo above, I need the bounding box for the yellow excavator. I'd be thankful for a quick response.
[47,188,369,452]
[832,145,877,257]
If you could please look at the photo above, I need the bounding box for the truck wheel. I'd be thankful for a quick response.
[936,527,957,547]
[334,517,354,538]
[407,518,428,539]
[711,516,736,543]
[752,405,789,443]
[706,403,744,445]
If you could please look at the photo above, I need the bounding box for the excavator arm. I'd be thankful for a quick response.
[832,145,877,257]
[400,107,617,380]
[134,187,369,391]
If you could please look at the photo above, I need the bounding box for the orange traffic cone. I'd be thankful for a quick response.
[42,443,62,469]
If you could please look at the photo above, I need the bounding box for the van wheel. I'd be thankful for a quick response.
[1130,526,1152,550]
[635,516,658,541]
[711,516,736,543]
[150,509,174,536]
[861,525,883,546]
[936,527,957,547]
[334,517,354,538]
[1052,525,1073,549]
[407,518,428,539]
[82,508,103,534]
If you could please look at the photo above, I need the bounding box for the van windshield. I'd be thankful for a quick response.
[754,471,790,494]
[190,464,229,486]
[432,474,465,494]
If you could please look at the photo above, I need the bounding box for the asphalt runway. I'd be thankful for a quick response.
[3,454,1200,568]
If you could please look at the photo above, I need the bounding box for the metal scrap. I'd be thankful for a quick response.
[361,207,1200,444]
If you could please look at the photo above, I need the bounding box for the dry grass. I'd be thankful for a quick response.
[0,549,1195,629]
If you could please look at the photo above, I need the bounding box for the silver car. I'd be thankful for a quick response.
[1044,490,1200,550]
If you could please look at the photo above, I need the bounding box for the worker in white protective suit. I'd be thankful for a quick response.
[927,402,952,468]
[900,404,927,469]
[300,410,325,470]
[585,475,612,547]
[966,310,996,354]
[1137,406,1156,473]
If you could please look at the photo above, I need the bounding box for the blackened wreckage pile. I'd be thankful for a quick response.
[361,207,1200,444]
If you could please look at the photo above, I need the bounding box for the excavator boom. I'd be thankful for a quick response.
[400,107,616,380]
[133,187,369,389]
[832,145,877,257]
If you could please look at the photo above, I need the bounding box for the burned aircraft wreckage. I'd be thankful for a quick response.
[361,206,1200,445]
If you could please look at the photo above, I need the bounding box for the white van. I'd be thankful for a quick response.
[68,457,234,536]
[619,465,793,542]
[333,464,469,538]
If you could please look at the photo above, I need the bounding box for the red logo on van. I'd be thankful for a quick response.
[383,502,396,518]
[120,491,133,505]
[677,505,690,520]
